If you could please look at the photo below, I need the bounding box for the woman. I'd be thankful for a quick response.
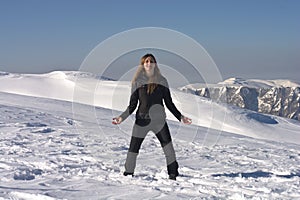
[112,53,192,180]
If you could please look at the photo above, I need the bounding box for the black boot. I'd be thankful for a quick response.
[123,172,134,176]
[167,161,179,180]
[169,174,177,180]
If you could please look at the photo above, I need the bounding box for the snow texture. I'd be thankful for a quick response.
[0,71,299,199]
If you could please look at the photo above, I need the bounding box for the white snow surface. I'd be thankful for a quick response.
[182,77,300,90]
[0,71,299,199]
[219,77,300,88]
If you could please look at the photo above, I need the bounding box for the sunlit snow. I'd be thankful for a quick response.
[0,71,299,199]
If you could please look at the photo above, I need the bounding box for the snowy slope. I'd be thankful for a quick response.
[178,77,300,91]
[0,71,300,199]
[0,92,299,199]
[219,77,300,88]
[0,71,300,145]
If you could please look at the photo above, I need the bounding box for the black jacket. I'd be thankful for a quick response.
[120,75,182,122]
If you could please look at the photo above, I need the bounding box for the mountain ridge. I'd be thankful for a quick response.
[180,77,300,121]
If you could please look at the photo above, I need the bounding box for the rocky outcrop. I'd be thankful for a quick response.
[180,78,300,120]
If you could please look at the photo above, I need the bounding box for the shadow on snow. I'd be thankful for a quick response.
[212,170,300,179]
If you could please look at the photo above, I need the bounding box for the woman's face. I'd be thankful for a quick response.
[143,56,155,75]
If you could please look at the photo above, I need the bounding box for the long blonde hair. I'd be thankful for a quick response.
[132,54,162,94]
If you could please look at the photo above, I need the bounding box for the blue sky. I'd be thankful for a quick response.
[0,0,299,82]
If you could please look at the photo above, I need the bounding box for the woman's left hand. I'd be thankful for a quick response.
[181,116,192,125]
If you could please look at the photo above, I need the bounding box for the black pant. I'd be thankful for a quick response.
[125,119,179,175]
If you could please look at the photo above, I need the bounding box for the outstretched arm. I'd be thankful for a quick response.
[163,79,192,124]
[163,86,182,121]
[112,83,139,125]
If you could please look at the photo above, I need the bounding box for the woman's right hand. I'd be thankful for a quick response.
[112,117,123,125]
[181,116,192,125]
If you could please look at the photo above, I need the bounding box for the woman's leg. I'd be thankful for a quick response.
[155,123,179,177]
[124,121,148,174]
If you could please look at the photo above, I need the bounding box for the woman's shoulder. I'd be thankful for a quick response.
[158,75,169,87]
[133,74,147,85]
[131,75,146,89]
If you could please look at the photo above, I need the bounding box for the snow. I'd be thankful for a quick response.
[0,71,299,199]
[182,77,300,91]
[218,77,300,88]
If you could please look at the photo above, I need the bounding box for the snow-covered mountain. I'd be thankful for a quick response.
[0,71,299,199]
[1,71,299,144]
[180,77,300,121]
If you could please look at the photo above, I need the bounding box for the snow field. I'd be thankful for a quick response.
[0,71,299,199]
